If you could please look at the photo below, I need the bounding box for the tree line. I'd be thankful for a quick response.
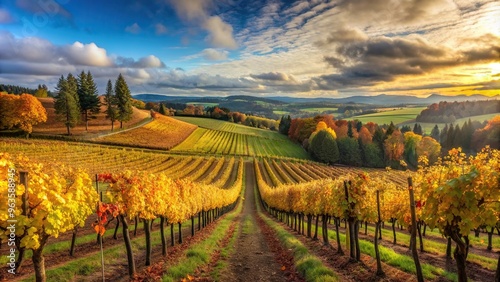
[54,72,133,135]
[280,114,499,169]
[416,100,499,123]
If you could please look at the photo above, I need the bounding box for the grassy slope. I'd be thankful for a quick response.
[172,117,309,159]
[32,97,150,136]
[349,107,427,125]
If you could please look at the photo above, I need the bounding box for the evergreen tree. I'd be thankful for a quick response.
[309,129,339,164]
[54,75,80,135]
[159,103,167,115]
[337,137,362,166]
[104,79,118,131]
[440,124,449,150]
[400,125,412,133]
[385,122,396,137]
[278,115,292,135]
[461,119,473,152]
[347,122,354,138]
[452,124,461,148]
[355,121,362,132]
[77,71,101,131]
[373,127,385,150]
[363,143,385,168]
[413,123,423,135]
[445,124,455,150]
[430,125,440,142]
[114,74,133,129]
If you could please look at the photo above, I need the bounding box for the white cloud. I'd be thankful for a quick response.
[202,17,237,49]
[201,48,229,60]
[155,23,168,35]
[62,42,113,67]
[125,23,141,34]
[169,0,237,49]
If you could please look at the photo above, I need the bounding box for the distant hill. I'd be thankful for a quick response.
[134,93,497,106]
[268,94,497,105]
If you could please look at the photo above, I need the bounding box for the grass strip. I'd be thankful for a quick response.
[362,224,497,270]
[311,222,459,281]
[19,218,196,281]
[162,172,245,281]
[255,189,338,282]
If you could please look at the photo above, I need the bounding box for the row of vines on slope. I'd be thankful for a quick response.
[255,147,500,282]
[0,153,244,281]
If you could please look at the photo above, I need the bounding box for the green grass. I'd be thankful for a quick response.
[242,215,254,235]
[210,219,240,281]
[350,107,427,125]
[362,224,498,270]
[20,218,198,281]
[163,172,245,281]
[301,107,339,113]
[273,110,290,115]
[310,223,459,281]
[399,113,500,134]
[172,119,309,160]
[256,189,338,281]
[173,116,283,140]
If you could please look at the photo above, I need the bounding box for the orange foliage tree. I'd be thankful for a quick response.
[0,93,47,135]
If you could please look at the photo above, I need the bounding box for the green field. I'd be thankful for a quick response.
[301,107,338,113]
[400,113,499,134]
[350,107,427,125]
[173,116,285,140]
[186,102,219,107]
[172,117,309,159]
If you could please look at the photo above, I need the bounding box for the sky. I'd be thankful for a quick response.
[0,0,499,98]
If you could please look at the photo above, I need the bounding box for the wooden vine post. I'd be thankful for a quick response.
[96,174,105,282]
[375,190,384,276]
[408,177,424,282]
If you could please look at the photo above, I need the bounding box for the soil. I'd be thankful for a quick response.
[219,162,303,282]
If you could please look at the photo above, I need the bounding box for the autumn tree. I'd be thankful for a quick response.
[77,71,101,131]
[104,79,118,131]
[115,74,133,129]
[0,93,47,135]
[417,136,441,164]
[384,130,404,166]
[472,115,500,150]
[54,75,80,135]
[34,84,48,98]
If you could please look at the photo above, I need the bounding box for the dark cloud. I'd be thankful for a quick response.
[116,55,166,68]
[250,72,296,81]
[317,34,500,90]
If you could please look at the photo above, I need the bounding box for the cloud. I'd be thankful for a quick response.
[155,23,168,35]
[125,23,141,34]
[61,42,114,67]
[0,8,13,23]
[201,48,228,60]
[169,0,237,49]
[251,72,296,82]
[317,34,500,89]
[116,55,166,68]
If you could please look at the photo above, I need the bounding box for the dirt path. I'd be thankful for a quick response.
[220,162,298,282]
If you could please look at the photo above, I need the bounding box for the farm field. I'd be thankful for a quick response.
[173,116,284,140]
[350,106,427,125]
[172,117,309,159]
[94,115,197,150]
[1,137,499,281]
